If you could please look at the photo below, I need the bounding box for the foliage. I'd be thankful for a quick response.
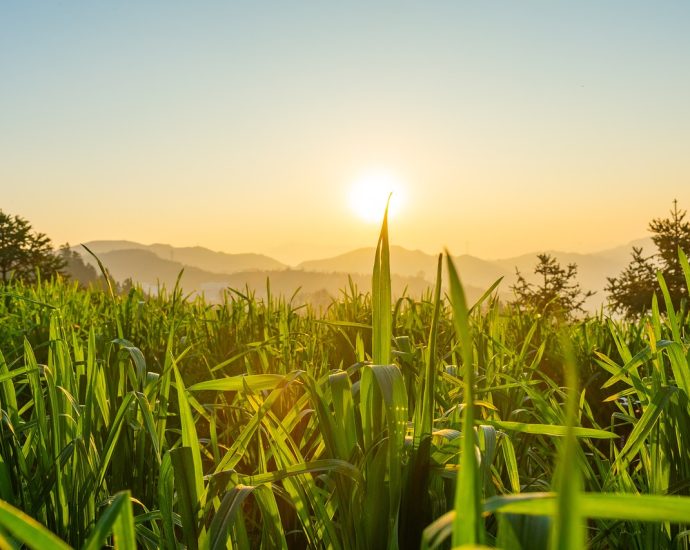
[0,209,65,283]
[607,199,690,317]
[510,253,594,319]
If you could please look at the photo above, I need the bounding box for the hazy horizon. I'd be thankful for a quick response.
[3,2,689,263]
[75,232,653,268]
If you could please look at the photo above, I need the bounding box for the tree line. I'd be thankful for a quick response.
[2,202,690,318]
[0,209,129,292]
[511,199,690,318]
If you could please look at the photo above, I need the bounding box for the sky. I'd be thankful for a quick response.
[2,1,689,265]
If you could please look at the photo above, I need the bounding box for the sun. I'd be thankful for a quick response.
[348,169,406,223]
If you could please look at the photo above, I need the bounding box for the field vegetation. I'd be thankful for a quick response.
[1,206,690,548]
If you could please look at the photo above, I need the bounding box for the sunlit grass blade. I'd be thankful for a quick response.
[208,485,256,550]
[157,453,177,550]
[611,385,678,475]
[656,271,681,341]
[550,334,585,550]
[95,392,136,489]
[481,420,617,439]
[446,251,485,546]
[401,254,442,548]
[82,492,135,550]
[111,493,136,549]
[0,498,72,550]
[469,276,503,314]
[680,248,690,294]
[170,447,200,550]
[81,243,123,338]
[372,195,392,365]
[172,363,204,504]
[486,492,690,523]
[359,364,407,549]
[233,459,363,486]
[187,373,286,393]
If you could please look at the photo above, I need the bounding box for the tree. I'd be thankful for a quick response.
[0,209,65,283]
[607,200,690,317]
[649,199,690,299]
[511,253,594,319]
[58,244,99,287]
[605,247,657,317]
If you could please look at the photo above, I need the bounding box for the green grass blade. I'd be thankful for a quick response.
[187,374,286,393]
[612,386,678,474]
[680,248,690,295]
[172,363,205,503]
[469,276,504,314]
[208,485,256,550]
[446,252,485,546]
[112,492,136,549]
[401,254,442,549]
[0,499,72,550]
[157,453,177,549]
[372,196,392,365]
[170,447,200,550]
[82,492,134,550]
[485,492,690,524]
[656,271,681,341]
[550,335,585,550]
[481,420,617,439]
[359,364,407,549]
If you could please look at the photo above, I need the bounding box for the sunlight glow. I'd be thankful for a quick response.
[348,169,406,223]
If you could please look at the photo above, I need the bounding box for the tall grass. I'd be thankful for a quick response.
[1,215,690,548]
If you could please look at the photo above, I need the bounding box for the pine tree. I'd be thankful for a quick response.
[511,253,594,319]
[607,200,690,317]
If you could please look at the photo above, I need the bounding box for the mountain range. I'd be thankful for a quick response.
[73,237,656,310]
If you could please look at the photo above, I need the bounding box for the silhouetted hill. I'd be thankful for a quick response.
[298,246,510,284]
[591,237,654,264]
[297,240,658,311]
[75,247,491,306]
[91,249,232,289]
[72,237,658,311]
[80,240,285,273]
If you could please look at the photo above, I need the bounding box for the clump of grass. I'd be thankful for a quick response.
[2,213,690,548]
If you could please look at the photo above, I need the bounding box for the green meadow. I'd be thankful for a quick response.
[2,210,690,549]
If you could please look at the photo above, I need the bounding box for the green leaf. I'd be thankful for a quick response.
[171,447,200,550]
[82,492,135,550]
[157,453,177,550]
[481,420,617,439]
[612,386,677,473]
[0,498,72,550]
[187,374,286,393]
[112,492,136,549]
[485,492,690,523]
[550,335,585,550]
[173,364,205,503]
[208,485,256,550]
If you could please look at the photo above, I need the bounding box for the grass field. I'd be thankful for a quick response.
[1,210,690,549]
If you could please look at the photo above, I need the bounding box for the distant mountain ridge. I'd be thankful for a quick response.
[73,242,487,306]
[81,240,286,273]
[298,246,511,283]
[295,238,655,310]
[72,237,656,310]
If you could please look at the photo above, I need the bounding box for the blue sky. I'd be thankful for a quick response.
[2,2,689,263]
